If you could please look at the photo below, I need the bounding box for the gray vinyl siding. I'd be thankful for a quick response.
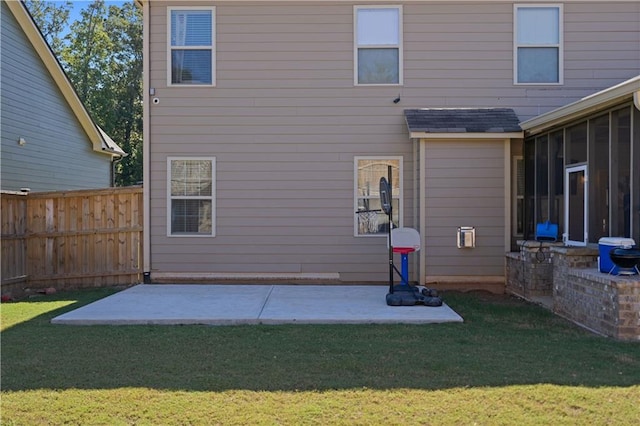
[423,140,506,277]
[0,2,111,193]
[148,1,639,282]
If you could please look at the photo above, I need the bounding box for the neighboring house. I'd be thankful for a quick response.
[140,0,639,289]
[0,1,125,193]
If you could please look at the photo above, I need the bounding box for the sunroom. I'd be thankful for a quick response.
[507,76,640,341]
[519,76,640,246]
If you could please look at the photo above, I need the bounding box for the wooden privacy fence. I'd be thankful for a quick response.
[1,186,143,296]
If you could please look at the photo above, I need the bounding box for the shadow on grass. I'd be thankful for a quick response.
[1,288,639,393]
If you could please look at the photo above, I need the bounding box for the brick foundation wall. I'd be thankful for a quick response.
[505,241,560,298]
[506,243,640,341]
[553,267,640,341]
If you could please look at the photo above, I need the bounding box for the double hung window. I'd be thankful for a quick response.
[514,4,562,84]
[354,6,402,85]
[168,157,215,236]
[168,7,215,85]
[354,157,402,236]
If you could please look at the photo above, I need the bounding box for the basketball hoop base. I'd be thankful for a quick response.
[386,286,443,307]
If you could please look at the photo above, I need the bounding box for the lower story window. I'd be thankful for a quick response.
[168,157,215,236]
[354,156,402,236]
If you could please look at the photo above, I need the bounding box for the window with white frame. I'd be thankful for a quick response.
[354,6,402,85]
[354,157,402,236]
[168,7,215,85]
[168,157,215,236]
[514,4,562,84]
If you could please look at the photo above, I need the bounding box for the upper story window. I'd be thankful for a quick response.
[514,4,563,85]
[168,7,215,86]
[354,6,402,85]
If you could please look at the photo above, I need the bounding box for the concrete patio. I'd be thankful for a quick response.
[51,284,464,326]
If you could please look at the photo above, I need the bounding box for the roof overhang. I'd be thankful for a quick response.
[405,108,523,140]
[408,131,524,139]
[6,1,126,158]
[520,75,640,136]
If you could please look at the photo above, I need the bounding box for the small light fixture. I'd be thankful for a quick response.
[393,96,401,104]
[18,137,26,146]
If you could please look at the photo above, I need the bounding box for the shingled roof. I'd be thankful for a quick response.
[404,108,522,136]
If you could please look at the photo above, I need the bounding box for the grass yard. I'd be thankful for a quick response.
[1,287,639,425]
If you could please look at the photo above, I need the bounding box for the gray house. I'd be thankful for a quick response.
[1,1,125,193]
[140,0,639,290]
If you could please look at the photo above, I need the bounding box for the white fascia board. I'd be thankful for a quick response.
[409,132,523,139]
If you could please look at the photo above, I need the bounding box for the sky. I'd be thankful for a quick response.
[53,1,127,23]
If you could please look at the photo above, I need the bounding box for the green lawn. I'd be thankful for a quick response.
[1,288,639,425]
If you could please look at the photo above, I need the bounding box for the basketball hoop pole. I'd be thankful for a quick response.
[387,165,394,294]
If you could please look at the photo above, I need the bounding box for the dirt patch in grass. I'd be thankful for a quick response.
[444,290,528,307]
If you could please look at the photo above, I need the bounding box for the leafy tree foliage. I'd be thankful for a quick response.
[24,0,72,53]
[25,0,143,186]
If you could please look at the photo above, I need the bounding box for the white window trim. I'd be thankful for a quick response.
[513,3,563,86]
[354,156,403,237]
[354,5,403,87]
[167,156,216,237]
[167,6,216,87]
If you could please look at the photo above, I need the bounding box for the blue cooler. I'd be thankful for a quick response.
[598,237,636,274]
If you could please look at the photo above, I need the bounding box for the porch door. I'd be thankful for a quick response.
[564,165,588,246]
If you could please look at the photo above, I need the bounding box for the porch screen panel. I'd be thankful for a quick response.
[523,140,536,239]
[612,107,632,238]
[590,114,609,242]
[566,122,587,165]
[550,131,564,232]
[535,135,549,223]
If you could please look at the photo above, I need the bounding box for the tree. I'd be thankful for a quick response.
[102,2,143,186]
[24,0,72,53]
[26,0,143,186]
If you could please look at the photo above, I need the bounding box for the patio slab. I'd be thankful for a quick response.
[51,284,464,326]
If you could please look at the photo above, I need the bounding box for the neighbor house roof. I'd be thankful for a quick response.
[520,75,640,136]
[5,1,125,157]
[404,108,523,139]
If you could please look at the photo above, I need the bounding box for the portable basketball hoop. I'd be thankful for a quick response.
[390,227,420,286]
[380,166,443,307]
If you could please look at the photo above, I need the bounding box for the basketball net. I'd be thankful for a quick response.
[358,210,380,234]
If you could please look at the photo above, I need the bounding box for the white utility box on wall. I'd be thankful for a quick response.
[457,226,476,248]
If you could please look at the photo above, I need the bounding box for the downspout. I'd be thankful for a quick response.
[504,138,511,252]
[419,139,426,285]
[412,138,419,283]
[634,91,640,242]
[103,144,127,186]
[111,154,125,187]
[142,0,151,282]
